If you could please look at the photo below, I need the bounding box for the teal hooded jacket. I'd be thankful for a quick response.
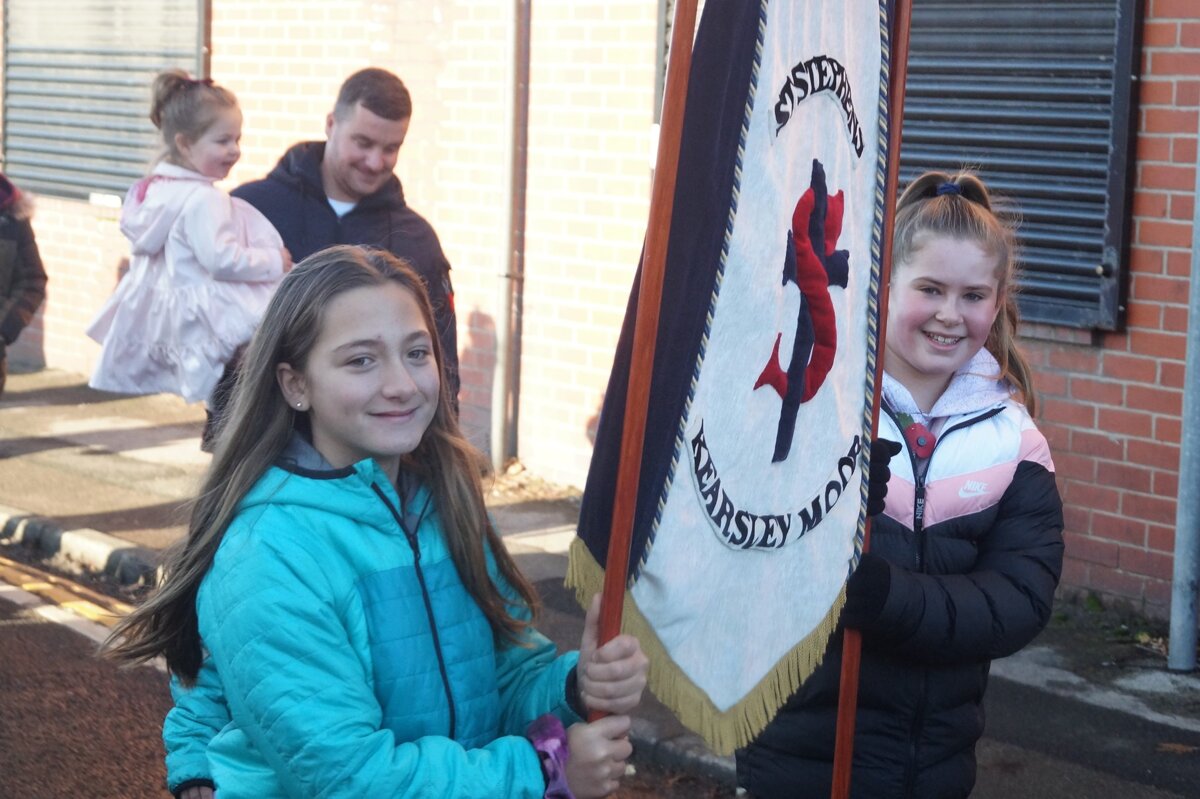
[166,439,580,797]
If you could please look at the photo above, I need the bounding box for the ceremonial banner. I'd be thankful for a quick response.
[568,0,891,754]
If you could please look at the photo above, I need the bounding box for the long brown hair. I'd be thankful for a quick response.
[892,170,1037,415]
[101,246,538,682]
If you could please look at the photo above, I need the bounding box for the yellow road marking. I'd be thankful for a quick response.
[60,600,122,626]
[0,555,133,626]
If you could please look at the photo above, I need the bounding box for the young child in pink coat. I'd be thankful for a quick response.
[88,70,290,444]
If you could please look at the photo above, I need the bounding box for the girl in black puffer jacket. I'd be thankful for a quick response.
[737,171,1064,799]
[0,173,47,398]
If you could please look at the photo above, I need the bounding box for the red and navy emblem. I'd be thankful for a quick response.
[755,159,849,462]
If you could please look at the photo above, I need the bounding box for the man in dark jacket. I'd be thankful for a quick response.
[0,173,48,398]
[232,68,459,402]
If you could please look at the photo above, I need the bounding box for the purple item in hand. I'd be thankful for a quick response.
[527,713,574,799]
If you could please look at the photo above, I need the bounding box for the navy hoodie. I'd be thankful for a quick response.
[233,142,458,399]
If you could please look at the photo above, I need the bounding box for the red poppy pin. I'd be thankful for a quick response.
[897,413,936,459]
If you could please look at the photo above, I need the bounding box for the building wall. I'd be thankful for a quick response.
[6,2,1198,618]
[6,197,125,375]
[517,1,657,485]
[1027,1,1200,617]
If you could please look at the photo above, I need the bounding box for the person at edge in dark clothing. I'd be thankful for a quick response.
[736,170,1064,799]
[220,67,459,439]
[0,172,48,398]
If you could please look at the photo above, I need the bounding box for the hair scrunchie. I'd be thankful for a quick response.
[935,181,961,196]
[527,713,575,799]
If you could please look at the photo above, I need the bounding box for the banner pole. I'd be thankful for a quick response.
[831,0,913,794]
[592,0,700,710]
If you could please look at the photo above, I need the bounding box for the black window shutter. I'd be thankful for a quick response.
[3,0,202,200]
[900,0,1142,330]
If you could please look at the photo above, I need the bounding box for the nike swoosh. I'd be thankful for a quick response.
[958,487,987,499]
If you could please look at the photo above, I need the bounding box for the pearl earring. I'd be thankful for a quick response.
[296,401,303,409]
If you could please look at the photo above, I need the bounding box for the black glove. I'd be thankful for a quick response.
[866,438,902,516]
[843,552,891,630]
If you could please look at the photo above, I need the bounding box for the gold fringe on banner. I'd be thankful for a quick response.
[566,536,844,756]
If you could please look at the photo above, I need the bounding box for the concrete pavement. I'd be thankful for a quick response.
[3,367,1200,796]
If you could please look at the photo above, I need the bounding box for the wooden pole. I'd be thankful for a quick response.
[592,0,700,705]
[830,0,912,795]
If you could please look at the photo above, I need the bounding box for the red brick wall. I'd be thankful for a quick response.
[1026,0,1200,617]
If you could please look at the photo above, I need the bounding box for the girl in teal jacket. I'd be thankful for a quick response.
[105,245,648,799]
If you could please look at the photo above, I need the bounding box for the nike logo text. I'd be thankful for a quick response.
[959,480,988,499]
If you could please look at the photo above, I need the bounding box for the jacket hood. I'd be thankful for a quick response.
[884,349,1013,421]
[0,173,32,220]
[119,163,211,256]
[269,141,407,210]
[0,173,16,210]
[238,434,421,536]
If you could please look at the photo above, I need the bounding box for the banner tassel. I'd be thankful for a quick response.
[567,537,844,756]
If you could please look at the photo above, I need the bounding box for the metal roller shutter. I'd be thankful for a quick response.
[2,0,202,201]
[900,0,1141,330]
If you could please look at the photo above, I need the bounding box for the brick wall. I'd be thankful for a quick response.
[8,198,126,375]
[413,1,517,455]
[1026,0,1200,617]
[516,1,658,487]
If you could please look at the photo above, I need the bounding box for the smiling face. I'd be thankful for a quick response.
[884,234,1002,411]
[176,105,243,180]
[320,103,409,202]
[276,282,440,480]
